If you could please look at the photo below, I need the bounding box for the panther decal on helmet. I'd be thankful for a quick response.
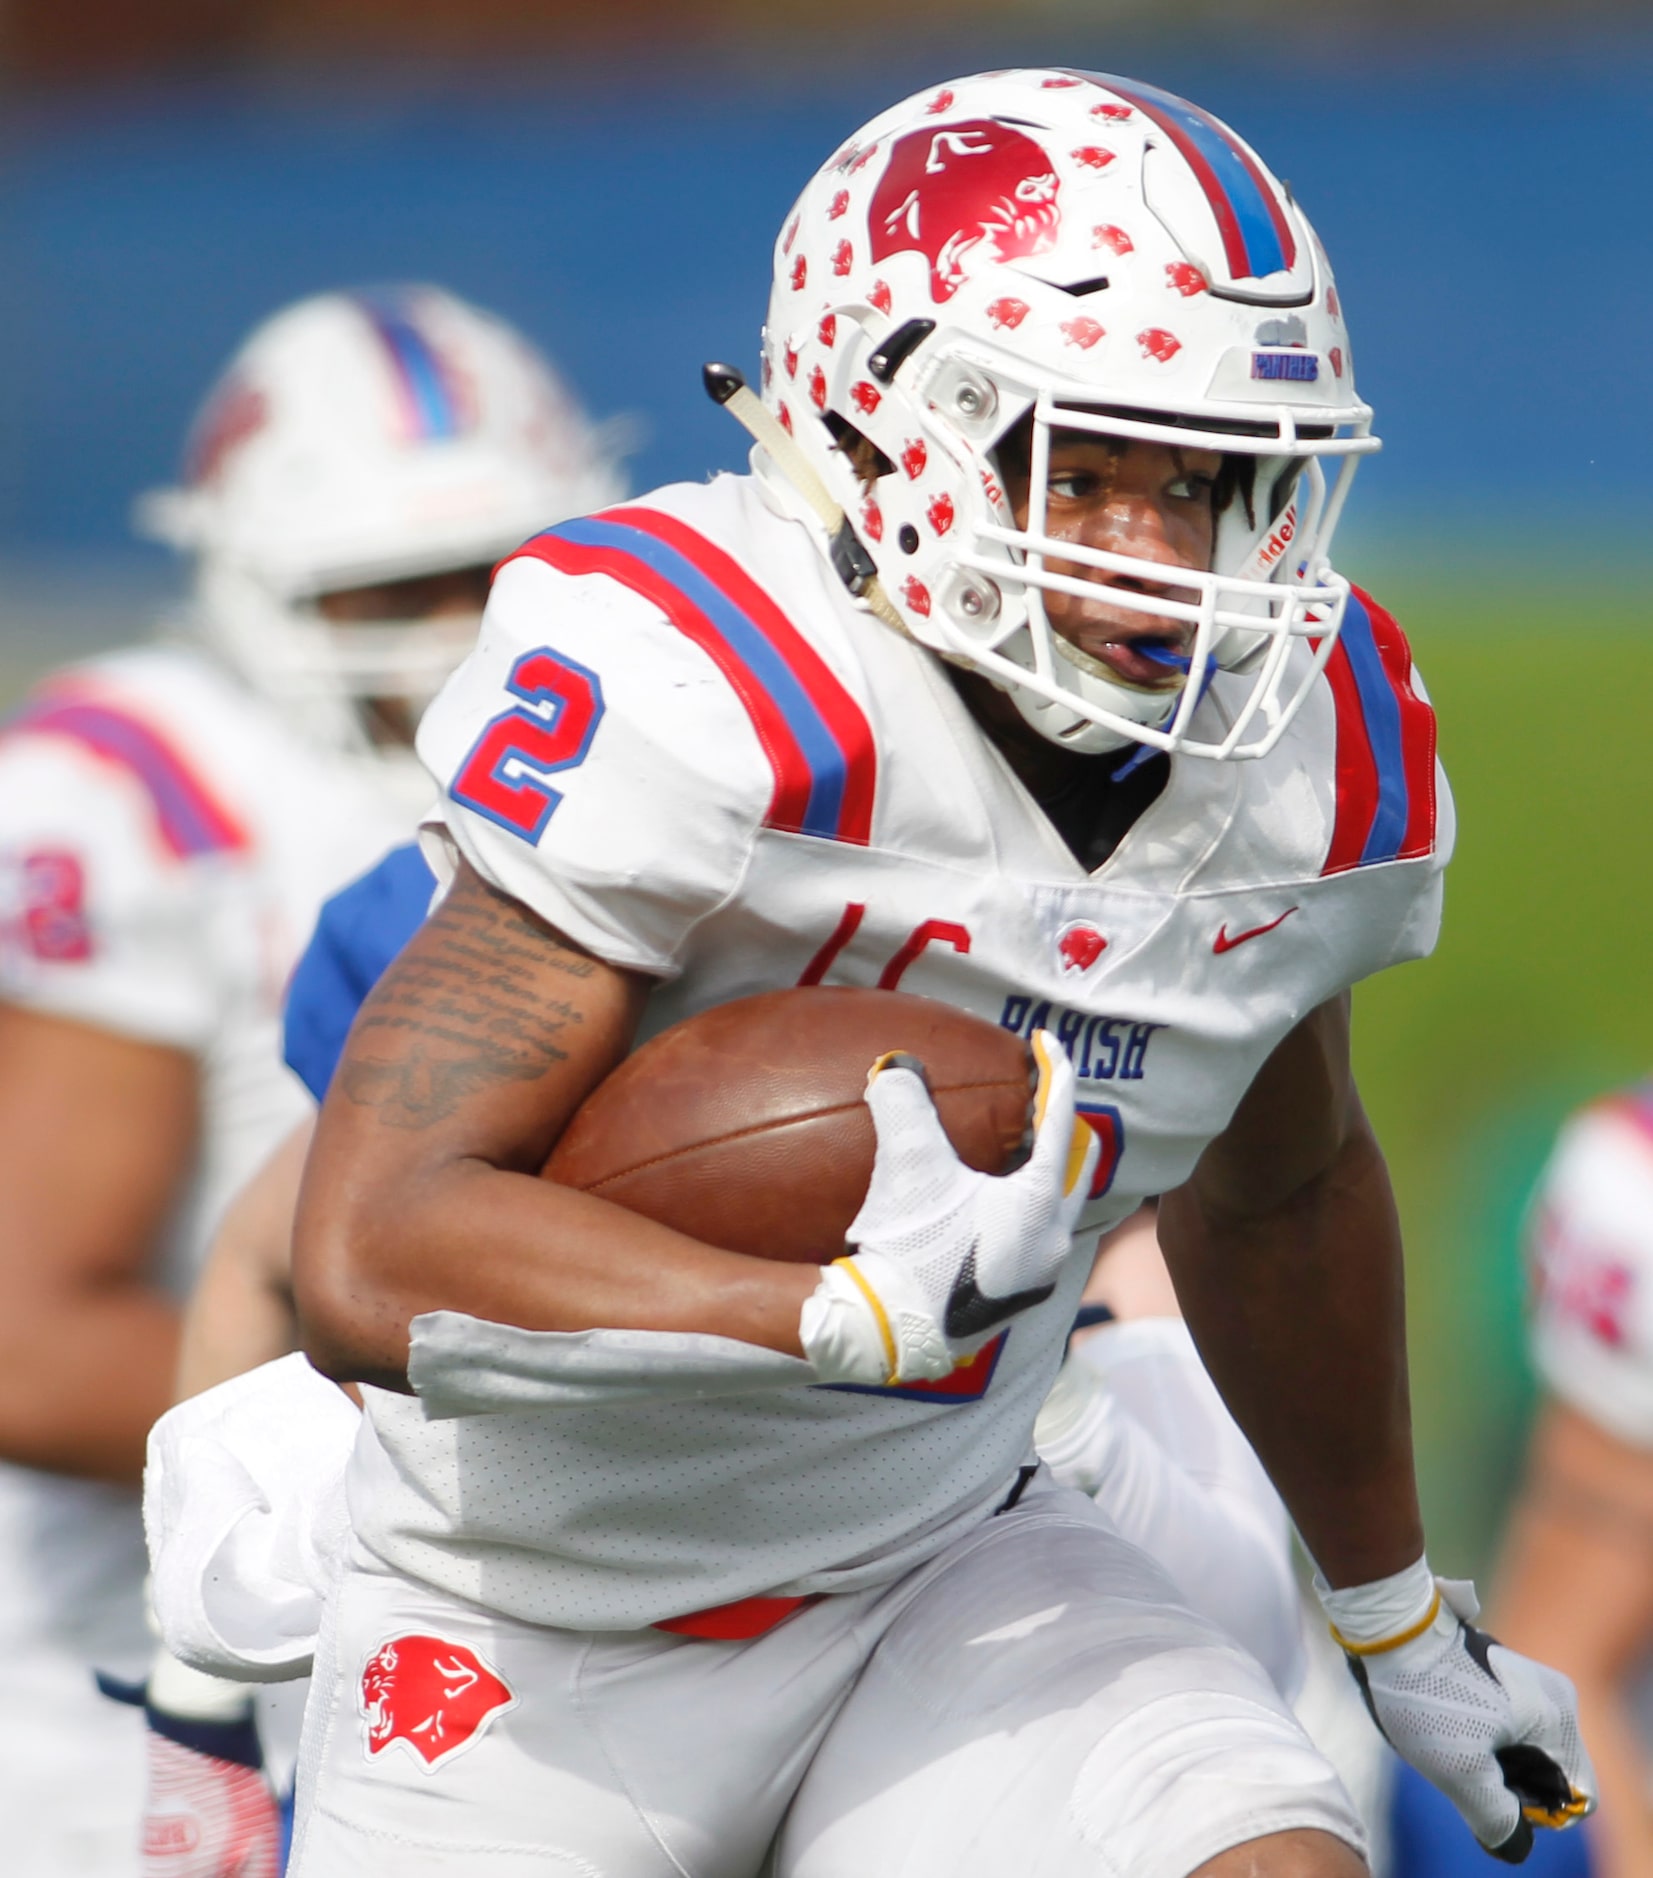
[868,121,1061,303]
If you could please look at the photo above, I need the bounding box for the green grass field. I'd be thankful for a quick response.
[3,572,1648,1570]
[1347,568,1653,1569]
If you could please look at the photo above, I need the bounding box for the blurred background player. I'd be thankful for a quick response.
[1386,1084,1653,1877]
[0,283,623,1876]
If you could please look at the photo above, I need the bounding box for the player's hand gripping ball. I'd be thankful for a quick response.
[802,1030,1098,1385]
[543,987,1036,1265]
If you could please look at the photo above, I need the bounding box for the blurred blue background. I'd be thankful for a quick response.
[2,38,1651,574]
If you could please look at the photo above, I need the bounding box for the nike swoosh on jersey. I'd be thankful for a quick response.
[1212,906,1299,954]
[943,1247,1057,1341]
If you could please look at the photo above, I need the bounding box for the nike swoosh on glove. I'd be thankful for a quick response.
[1318,1557,1595,1864]
[799,1029,1098,1386]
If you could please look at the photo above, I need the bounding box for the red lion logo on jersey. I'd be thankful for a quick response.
[1057,922,1109,974]
[359,1635,515,1770]
[868,120,1061,303]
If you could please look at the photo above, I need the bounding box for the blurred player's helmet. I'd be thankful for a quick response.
[139,286,628,774]
[745,70,1377,758]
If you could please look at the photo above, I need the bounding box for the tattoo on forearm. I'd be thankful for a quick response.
[340,879,594,1128]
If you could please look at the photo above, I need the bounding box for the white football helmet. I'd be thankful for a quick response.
[729,69,1377,758]
[139,286,628,767]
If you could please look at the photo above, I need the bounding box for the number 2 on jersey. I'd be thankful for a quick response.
[450,650,606,841]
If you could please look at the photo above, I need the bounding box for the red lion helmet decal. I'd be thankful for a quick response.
[359,1635,515,1771]
[868,120,1061,303]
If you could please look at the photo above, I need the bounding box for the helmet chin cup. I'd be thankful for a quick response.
[754,67,1377,763]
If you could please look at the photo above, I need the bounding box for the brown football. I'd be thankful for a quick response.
[543,987,1034,1264]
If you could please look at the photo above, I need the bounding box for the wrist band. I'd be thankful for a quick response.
[1330,1588,1442,1656]
[830,1256,897,1382]
[1315,1551,1437,1648]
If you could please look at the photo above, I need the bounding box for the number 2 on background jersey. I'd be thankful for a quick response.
[450,650,606,841]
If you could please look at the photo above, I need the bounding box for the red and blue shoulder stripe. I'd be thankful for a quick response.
[508,507,878,846]
[1320,588,1438,876]
[2,692,250,859]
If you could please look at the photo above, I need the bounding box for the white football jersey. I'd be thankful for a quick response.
[346,472,1452,1631]
[0,642,410,1675]
[1528,1087,1653,1448]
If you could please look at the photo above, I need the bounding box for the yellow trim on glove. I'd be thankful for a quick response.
[1031,1032,1056,1133]
[831,1257,898,1384]
[1523,1795,1592,1830]
[1330,1589,1442,1657]
[1064,1116,1095,1197]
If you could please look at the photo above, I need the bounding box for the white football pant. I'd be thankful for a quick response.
[291,1481,1364,1878]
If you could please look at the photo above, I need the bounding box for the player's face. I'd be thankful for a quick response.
[313,564,495,627]
[1006,433,1221,692]
[314,563,494,747]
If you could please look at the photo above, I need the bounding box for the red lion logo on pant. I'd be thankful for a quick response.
[359,1634,515,1770]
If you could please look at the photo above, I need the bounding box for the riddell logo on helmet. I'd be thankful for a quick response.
[868,120,1061,303]
[359,1635,516,1772]
[1255,506,1298,571]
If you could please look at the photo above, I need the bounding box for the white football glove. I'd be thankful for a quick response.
[800,1030,1098,1386]
[1318,1557,1595,1864]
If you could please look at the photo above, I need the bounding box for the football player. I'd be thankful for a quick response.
[0,286,621,1876]
[1389,1086,1653,1877]
[157,73,1591,1877]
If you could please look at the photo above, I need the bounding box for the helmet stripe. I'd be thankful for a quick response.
[1097,77,1296,281]
[355,296,462,440]
[1318,589,1437,874]
[508,512,876,845]
[4,696,250,858]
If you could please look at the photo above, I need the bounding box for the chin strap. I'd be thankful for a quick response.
[702,364,910,638]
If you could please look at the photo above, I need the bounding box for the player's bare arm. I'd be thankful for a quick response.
[294,860,818,1390]
[0,1002,194,1479]
[1158,992,1424,1589]
[1492,1398,1653,1878]
[175,1114,312,1399]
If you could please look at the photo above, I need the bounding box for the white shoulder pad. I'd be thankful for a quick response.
[1241,588,1454,996]
[419,549,775,977]
[1528,1095,1653,1448]
[0,717,230,1049]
